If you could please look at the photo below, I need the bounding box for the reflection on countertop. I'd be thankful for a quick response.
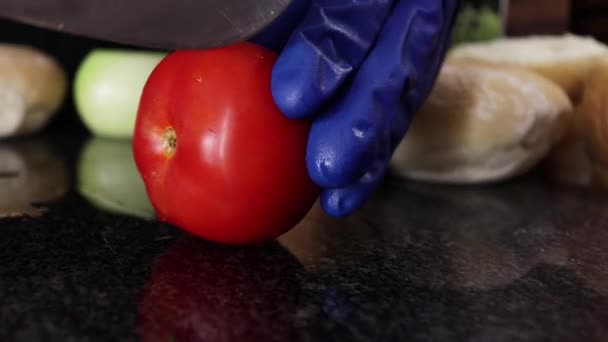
[137,238,302,342]
[76,136,156,221]
[0,137,68,217]
[1,127,608,341]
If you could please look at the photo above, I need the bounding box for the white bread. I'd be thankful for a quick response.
[389,60,572,184]
[0,44,67,138]
[448,34,608,102]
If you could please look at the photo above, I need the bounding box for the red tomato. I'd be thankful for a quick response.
[133,42,320,245]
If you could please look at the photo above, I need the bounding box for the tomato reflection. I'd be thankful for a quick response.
[137,237,303,342]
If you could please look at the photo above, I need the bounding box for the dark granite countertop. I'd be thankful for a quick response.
[1,123,608,342]
[1,15,607,342]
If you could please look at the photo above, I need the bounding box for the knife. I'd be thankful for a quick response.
[0,0,292,50]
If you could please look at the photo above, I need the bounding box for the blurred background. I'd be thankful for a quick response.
[0,0,602,134]
[0,19,136,132]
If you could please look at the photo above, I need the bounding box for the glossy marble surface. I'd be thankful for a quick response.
[1,125,608,342]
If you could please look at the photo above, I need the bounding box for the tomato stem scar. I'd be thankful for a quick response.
[162,127,177,157]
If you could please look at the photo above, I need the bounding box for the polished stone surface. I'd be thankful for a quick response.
[1,125,608,342]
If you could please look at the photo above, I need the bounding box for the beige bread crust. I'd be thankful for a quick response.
[577,56,608,167]
[448,34,608,102]
[0,44,67,138]
[592,164,608,190]
[389,60,572,184]
[574,56,608,189]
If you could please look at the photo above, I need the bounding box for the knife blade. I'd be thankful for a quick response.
[0,0,292,50]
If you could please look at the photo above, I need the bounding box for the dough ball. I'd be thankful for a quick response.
[0,44,67,138]
[390,60,572,184]
[448,34,608,102]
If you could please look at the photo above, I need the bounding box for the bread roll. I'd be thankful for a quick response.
[0,44,67,138]
[389,60,572,184]
[542,133,593,187]
[574,56,608,189]
[577,57,608,165]
[448,34,608,102]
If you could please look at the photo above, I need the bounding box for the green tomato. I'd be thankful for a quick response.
[476,7,502,41]
[77,137,156,220]
[451,4,502,46]
[74,49,166,139]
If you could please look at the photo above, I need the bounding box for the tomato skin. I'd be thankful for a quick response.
[133,42,320,245]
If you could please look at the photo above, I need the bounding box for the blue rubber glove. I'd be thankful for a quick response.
[253,0,459,217]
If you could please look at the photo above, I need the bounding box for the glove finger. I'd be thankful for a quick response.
[271,0,394,119]
[320,105,410,217]
[307,0,459,189]
[398,1,460,118]
[320,159,388,218]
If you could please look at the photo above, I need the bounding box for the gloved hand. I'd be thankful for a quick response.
[252,0,460,217]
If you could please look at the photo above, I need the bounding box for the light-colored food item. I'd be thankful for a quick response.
[577,56,608,166]
[575,56,608,188]
[543,133,593,187]
[449,34,608,186]
[448,34,608,102]
[451,3,502,45]
[0,44,67,138]
[390,60,572,184]
[0,139,69,217]
[592,164,608,190]
[74,49,166,138]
